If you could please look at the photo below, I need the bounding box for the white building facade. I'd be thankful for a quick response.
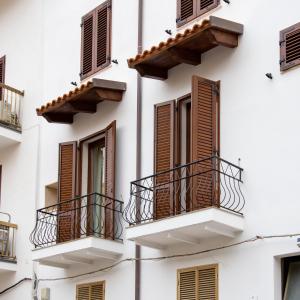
[0,0,300,299]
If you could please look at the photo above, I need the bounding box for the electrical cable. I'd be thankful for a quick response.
[37,233,300,282]
[1,233,298,295]
[0,278,32,296]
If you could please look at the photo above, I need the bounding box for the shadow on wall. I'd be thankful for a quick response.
[0,0,21,13]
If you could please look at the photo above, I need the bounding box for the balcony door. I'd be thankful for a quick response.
[88,139,106,237]
[153,76,220,221]
[79,121,116,240]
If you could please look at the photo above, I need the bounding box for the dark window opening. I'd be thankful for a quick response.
[282,256,300,299]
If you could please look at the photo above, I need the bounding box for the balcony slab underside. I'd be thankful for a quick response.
[126,207,244,249]
[32,237,124,269]
[0,125,21,149]
[0,260,17,273]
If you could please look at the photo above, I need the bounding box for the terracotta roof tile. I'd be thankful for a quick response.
[36,81,93,115]
[128,19,211,66]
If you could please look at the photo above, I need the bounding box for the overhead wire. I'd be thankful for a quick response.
[37,233,300,282]
[1,233,299,296]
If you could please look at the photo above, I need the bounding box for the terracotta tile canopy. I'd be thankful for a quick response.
[36,78,126,124]
[128,16,244,80]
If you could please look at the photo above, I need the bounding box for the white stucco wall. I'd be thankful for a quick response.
[1,0,300,299]
[0,0,43,299]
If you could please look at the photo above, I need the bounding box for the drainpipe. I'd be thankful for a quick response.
[135,0,143,299]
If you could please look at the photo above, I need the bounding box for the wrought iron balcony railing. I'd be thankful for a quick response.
[124,156,244,225]
[30,193,123,249]
[0,212,17,262]
[0,83,24,131]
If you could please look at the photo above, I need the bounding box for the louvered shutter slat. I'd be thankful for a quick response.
[191,76,220,210]
[0,56,5,100]
[91,283,104,300]
[77,286,90,300]
[179,270,197,300]
[178,265,218,300]
[280,22,300,71]
[286,30,300,63]
[81,13,94,79]
[96,1,111,70]
[57,142,77,243]
[177,0,196,27]
[154,101,176,220]
[198,267,218,300]
[77,282,104,300]
[197,0,219,16]
[104,121,116,239]
[97,7,108,67]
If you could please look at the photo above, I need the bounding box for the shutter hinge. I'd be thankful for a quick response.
[279,40,285,46]
[80,23,83,27]
[213,87,220,96]
[176,17,181,23]
[279,59,285,65]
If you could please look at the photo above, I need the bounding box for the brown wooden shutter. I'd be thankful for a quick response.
[177,0,197,27]
[77,282,105,300]
[191,75,220,210]
[280,22,300,71]
[197,0,220,17]
[154,100,176,220]
[0,165,2,205]
[80,1,111,80]
[104,120,116,238]
[81,12,94,80]
[178,265,218,300]
[91,282,105,300]
[57,141,77,243]
[198,265,218,300]
[178,269,197,300]
[95,0,111,71]
[0,56,5,100]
